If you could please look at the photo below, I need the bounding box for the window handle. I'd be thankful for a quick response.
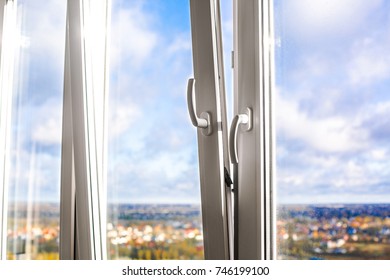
[229,107,252,164]
[187,78,212,136]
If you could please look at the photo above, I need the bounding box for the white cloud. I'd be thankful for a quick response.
[109,5,158,68]
[167,35,191,55]
[275,90,368,153]
[19,1,66,70]
[276,88,390,203]
[108,101,141,138]
[31,100,62,145]
[107,147,201,203]
[283,0,383,39]
[370,148,387,160]
[348,38,390,86]
[287,55,333,87]
[9,147,61,202]
[32,118,62,145]
[136,150,193,182]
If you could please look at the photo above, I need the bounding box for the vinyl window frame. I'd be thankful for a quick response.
[232,0,276,260]
[59,0,109,260]
[187,0,232,260]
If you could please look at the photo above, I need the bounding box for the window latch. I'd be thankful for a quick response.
[187,78,212,136]
[229,107,252,164]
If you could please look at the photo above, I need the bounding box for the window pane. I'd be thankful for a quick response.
[107,0,204,260]
[7,0,66,260]
[275,0,390,259]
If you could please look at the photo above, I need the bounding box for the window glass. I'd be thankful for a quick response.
[107,0,204,260]
[275,0,390,259]
[7,0,66,260]
[220,0,233,121]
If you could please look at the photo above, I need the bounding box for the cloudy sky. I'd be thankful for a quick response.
[7,0,390,205]
[8,0,66,203]
[275,0,390,204]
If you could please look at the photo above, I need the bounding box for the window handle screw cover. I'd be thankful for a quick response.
[229,107,252,164]
[187,78,212,136]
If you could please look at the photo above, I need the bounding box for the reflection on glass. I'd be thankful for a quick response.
[107,0,204,260]
[6,0,66,260]
[275,0,390,259]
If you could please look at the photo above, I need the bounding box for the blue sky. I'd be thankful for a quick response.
[7,0,390,205]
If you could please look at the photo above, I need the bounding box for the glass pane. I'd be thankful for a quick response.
[6,0,66,260]
[220,1,233,121]
[107,0,204,260]
[275,0,390,259]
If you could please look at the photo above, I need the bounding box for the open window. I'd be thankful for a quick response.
[0,0,266,261]
[1,0,259,261]
[6,0,389,262]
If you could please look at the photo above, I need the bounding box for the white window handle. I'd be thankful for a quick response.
[187,78,212,136]
[229,107,252,164]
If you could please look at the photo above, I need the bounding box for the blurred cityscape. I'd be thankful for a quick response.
[6,203,204,260]
[5,203,390,260]
[106,204,204,260]
[278,204,390,259]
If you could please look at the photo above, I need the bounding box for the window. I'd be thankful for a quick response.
[2,0,388,261]
[0,0,275,261]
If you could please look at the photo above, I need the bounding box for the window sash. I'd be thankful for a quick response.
[189,0,232,259]
[60,0,109,260]
[232,0,275,260]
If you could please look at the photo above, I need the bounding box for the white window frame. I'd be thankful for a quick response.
[189,0,232,260]
[60,0,109,260]
[232,0,275,260]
